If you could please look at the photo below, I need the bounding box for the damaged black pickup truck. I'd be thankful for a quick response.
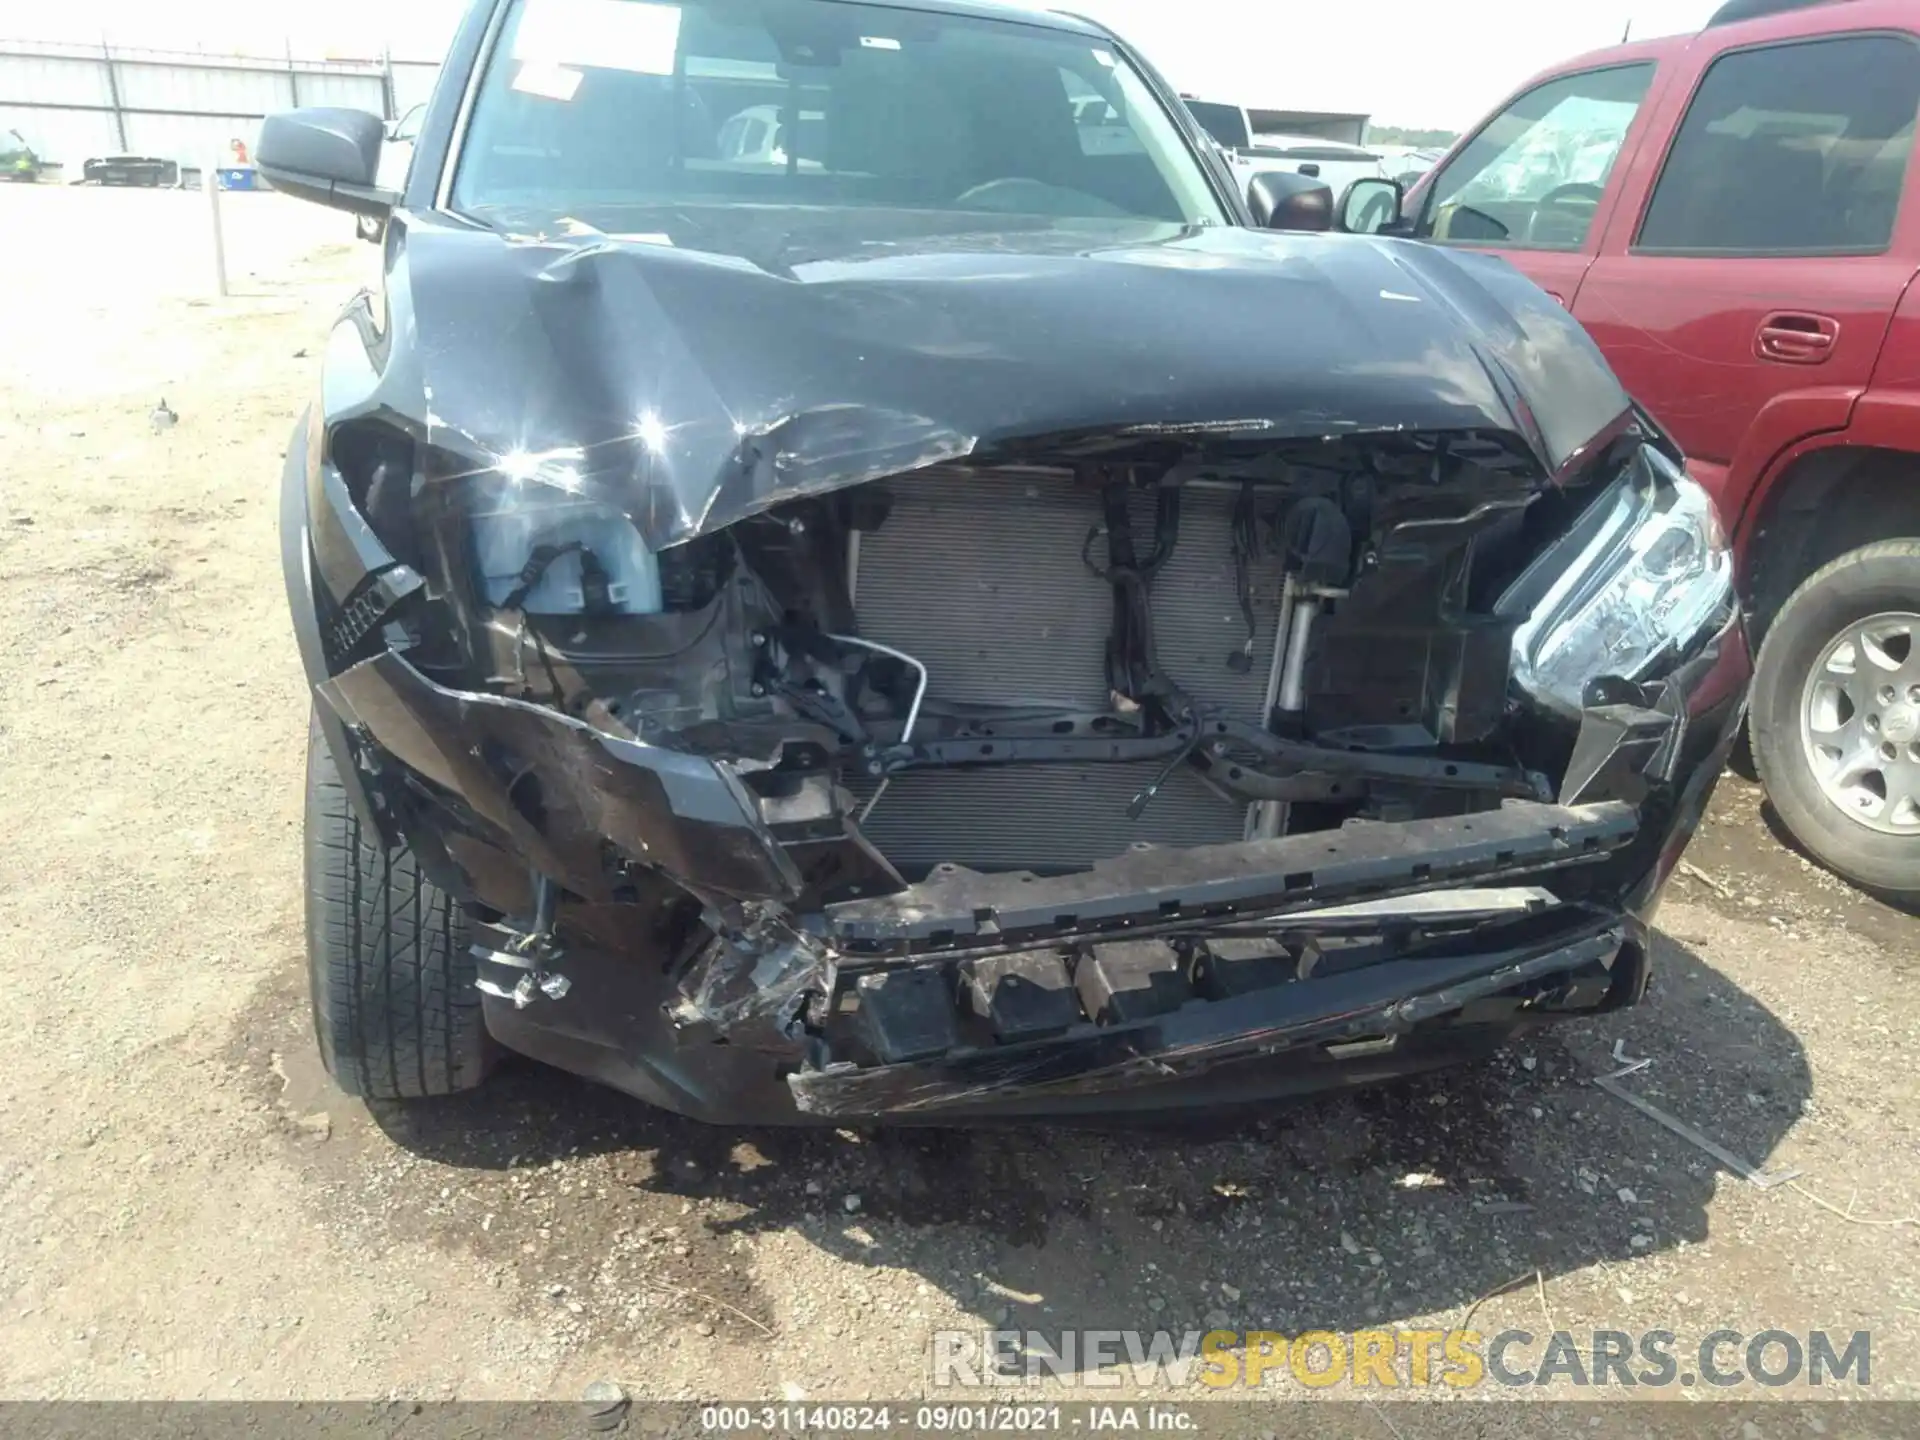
[259,0,1748,1124]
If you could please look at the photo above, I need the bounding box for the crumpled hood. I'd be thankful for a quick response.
[333,210,1630,550]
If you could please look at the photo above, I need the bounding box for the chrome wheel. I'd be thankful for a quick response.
[1799,611,1920,835]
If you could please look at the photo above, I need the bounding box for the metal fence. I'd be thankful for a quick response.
[0,38,441,172]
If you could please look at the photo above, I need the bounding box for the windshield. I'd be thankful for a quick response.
[451,0,1227,232]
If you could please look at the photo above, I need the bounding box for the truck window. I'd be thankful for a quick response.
[1416,64,1654,250]
[1184,100,1249,150]
[1636,35,1920,255]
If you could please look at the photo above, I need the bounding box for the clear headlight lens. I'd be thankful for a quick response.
[1505,445,1733,714]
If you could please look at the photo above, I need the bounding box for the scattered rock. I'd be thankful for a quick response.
[582,1381,629,1432]
[1339,1231,1361,1255]
[843,1193,862,1214]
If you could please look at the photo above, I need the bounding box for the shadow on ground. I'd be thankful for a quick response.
[348,933,1808,1358]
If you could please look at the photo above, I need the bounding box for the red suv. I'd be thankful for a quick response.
[1400,0,1920,901]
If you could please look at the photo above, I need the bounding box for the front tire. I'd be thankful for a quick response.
[304,715,494,1098]
[1751,539,1920,905]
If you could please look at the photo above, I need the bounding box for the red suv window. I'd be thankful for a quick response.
[1415,63,1654,251]
[1636,33,1920,256]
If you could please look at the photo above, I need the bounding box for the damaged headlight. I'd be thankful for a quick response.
[1504,445,1733,714]
[469,455,663,615]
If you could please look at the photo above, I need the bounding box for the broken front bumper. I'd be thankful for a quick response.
[309,607,1743,1124]
[288,403,1750,1124]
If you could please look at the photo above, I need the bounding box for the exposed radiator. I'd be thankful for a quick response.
[852,471,1286,872]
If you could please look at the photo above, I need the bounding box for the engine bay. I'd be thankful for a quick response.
[362,425,1633,899]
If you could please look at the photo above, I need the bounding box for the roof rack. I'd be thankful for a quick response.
[1707,0,1850,27]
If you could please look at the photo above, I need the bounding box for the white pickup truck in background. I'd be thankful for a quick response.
[1182,98,1395,214]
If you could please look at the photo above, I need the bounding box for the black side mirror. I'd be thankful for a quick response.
[257,107,394,218]
[1337,177,1404,235]
[1247,172,1334,231]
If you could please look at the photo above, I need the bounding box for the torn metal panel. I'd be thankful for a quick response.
[320,649,800,903]
[669,905,837,1048]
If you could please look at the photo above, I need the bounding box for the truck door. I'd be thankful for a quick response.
[1411,61,1664,306]
[1571,31,1920,513]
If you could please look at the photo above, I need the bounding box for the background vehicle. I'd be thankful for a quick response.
[1185,98,1393,204]
[3,128,40,182]
[79,155,177,186]
[1387,0,1920,902]
[256,0,1741,1121]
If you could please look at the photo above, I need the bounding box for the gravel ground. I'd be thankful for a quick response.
[0,185,1914,1406]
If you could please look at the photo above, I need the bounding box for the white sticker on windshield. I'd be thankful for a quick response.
[513,0,683,76]
[511,60,585,101]
[1091,48,1116,67]
[859,35,901,50]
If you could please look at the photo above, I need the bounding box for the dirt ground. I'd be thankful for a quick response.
[0,185,1915,1406]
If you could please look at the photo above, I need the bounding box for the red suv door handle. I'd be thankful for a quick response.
[1755,312,1840,364]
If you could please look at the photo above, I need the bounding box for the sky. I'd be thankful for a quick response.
[6,0,1724,129]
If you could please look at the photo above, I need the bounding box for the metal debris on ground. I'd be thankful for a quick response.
[1678,859,1733,897]
[1458,1269,1539,1332]
[1602,1038,1653,1079]
[1785,1181,1918,1228]
[1592,1072,1800,1189]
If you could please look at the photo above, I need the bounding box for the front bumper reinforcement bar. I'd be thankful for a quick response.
[790,919,1630,1117]
[819,799,1638,954]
